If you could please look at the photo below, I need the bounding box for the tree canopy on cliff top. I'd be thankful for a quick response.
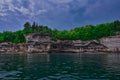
[0,20,120,43]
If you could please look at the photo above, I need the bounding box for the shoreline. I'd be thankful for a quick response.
[0,32,120,53]
[0,50,120,54]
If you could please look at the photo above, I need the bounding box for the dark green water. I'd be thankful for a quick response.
[0,53,120,80]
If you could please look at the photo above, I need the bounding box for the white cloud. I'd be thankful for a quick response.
[0,0,90,17]
[50,0,73,4]
[0,0,47,17]
[28,0,47,17]
[0,0,14,16]
[0,12,7,16]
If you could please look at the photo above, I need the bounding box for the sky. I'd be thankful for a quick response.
[0,0,120,32]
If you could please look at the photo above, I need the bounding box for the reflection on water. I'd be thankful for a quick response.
[27,54,50,63]
[0,53,120,80]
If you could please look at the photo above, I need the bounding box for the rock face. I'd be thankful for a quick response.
[25,33,108,53]
[50,40,74,53]
[1,32,119,53]
[25,33,53,53]
[72,40,108,52]
[0,42,26,53]
[100,34,120,52]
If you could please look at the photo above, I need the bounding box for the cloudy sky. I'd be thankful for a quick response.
[0,0,120,32]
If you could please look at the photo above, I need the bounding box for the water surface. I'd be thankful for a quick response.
[0,53,120,80]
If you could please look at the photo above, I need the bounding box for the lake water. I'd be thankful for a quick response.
[0,53,120,80]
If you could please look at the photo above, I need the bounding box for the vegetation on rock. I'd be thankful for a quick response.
[0,20,120,43]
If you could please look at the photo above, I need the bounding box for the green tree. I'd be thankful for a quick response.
[24,22,31,29]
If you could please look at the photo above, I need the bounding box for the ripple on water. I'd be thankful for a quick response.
[0,71,22,79]
[38,73,83,80]
[0,53,120,80]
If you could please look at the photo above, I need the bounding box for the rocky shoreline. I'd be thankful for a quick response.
[0,33,120,54]
[0,42,26,53]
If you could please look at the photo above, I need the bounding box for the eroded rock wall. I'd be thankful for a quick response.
[100,35,120,52]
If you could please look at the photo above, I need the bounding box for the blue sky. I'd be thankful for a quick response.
[0,0,120,32]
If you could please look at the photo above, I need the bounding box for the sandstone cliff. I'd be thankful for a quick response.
[100,34,120,52]
[0,32,120,53]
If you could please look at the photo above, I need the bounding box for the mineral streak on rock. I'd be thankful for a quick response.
[0,32,120,53]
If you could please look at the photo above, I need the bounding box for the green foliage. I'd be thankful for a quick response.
[24,22,31,29]
[0,20,120,43]
[54,21,120,40]
[2,31,15,43]
[14,30,26,43]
